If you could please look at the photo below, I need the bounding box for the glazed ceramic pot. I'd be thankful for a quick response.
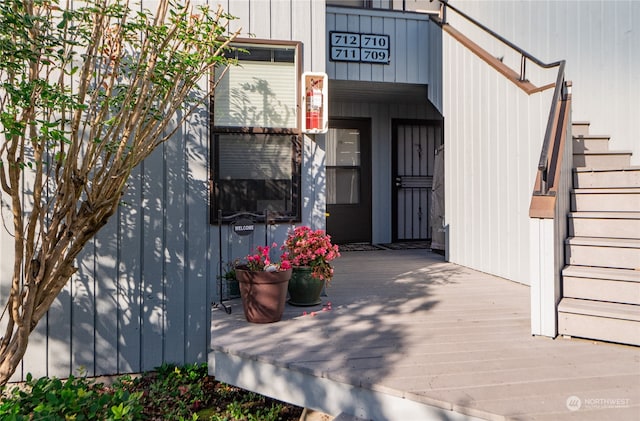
[287,266,324,307]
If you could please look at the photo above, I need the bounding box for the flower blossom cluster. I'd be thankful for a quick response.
[283,226,340,282]
[245,243,291,272]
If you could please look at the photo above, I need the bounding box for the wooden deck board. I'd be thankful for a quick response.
[210,249,640,420]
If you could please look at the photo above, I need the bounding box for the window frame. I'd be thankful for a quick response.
[212,38,302,134]
[210,39,303,224]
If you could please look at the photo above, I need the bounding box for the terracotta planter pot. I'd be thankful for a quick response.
[288,266,324,307]
[235,266,292,323]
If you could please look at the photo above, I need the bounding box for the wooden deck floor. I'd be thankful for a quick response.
[209,249,640,421]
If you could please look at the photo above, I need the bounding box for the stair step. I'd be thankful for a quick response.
[572,121,591,137]
[566,236,640,248]
[568,212,640,239]
[573,167,640,188]
[562,265,640,282]
[569,211,640,220]
[572,134,610,153]
[564,277,640,305]
[571,188,640,212]
[559,297,640,321]
[573,150,632,169]
[561,120,639,346]
[565,237,640,270]
[563,266,640,305]
[558,298,640,346]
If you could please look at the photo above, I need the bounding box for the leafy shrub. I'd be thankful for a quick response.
[0,373,143,420]
[0,363,302,420]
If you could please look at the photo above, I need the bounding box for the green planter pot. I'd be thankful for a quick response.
[226,279,240,298]
[235,266,292,323]
[288,267,324,307]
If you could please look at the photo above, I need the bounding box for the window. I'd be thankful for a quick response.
[211,41,302,223]
[326,0,373,8]
[326,1,386,9]
[326,128,361,205]
[326,0,436,12]
[212,133,301,220]
[214,45,298,129]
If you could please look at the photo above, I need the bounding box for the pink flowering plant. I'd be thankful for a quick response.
[283,226,340,282]
[242,243,291,272]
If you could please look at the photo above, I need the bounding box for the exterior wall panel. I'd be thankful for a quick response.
[99,202,123,376]
[45,285,71,379]
[163,129,187,367]
[225,0,249,35]
[117,166,143,374]
[1,0,326,381]
[183,106,212,365]
[327,7,432,84]
[443,28,553,285]
[140,146,165,372]
[75,241,97,376]
[451,0,640,165]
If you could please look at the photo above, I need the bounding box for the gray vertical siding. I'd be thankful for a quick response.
[326,7,430,83]
[2,0,326,382]
[118,166,143,373]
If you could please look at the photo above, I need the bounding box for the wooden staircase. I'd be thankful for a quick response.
[558,122,640,346]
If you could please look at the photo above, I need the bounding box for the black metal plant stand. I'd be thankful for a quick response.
[213,209,269,314]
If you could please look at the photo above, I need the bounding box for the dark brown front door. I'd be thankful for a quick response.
[392,119,442,241]
[326,119,372,244]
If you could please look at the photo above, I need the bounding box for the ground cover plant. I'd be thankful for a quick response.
[0,363,303,420]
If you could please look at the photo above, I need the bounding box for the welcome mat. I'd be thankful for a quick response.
[338,241,432,252]
[377,241,431,250]
[338,243,387,252]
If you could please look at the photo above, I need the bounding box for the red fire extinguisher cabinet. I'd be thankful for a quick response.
[302,72,328,134]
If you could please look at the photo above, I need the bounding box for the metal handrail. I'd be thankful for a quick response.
[437,1,567,195]
[440,2,563,79]
[537,62,567,194]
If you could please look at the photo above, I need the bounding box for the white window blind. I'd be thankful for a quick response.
[218,134,290,180]
[214,59,297,129]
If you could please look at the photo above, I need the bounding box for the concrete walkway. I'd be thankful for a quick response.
[209,249,640,420]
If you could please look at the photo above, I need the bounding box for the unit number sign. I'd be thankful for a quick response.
[330,32,390,64]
